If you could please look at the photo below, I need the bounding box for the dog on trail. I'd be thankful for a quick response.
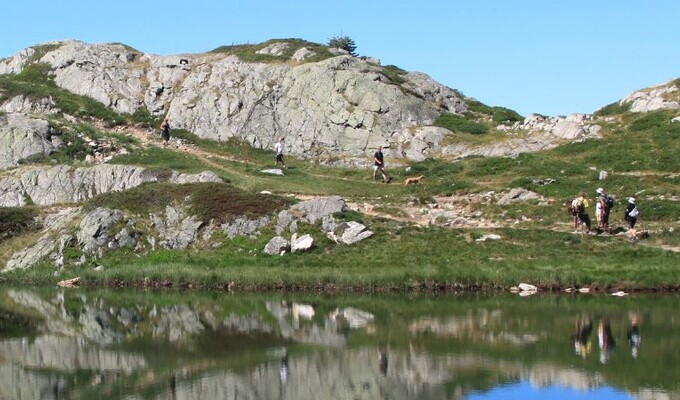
[403,175,425,186]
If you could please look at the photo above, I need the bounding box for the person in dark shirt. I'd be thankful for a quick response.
[372,146,390,183]
[624,197,639,240]
[160,118,170,145]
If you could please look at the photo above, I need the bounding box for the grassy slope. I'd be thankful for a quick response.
[1,54,679,291]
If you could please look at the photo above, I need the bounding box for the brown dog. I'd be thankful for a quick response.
[404,175,425,186]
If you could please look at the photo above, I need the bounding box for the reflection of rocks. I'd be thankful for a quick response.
[526,363,605,390]
[0,364,65,400]
[0,335,146,372]
[1,288,678,400]
[153,304,205,342]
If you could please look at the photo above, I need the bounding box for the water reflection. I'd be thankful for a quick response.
[0,287,677,399]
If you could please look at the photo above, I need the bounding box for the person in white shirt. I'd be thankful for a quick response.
[275,137,286,168]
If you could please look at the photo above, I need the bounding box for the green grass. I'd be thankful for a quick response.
[594,100,632,116]
[210,38,336,64]
[466,99,523,124]
[6,222,679,290]
[381,65,408,85]
[434,112,490,135]
[85,182,293,222]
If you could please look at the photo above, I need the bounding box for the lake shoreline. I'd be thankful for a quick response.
[66,278,680,295]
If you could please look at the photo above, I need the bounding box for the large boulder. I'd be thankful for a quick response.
[331,221,374,245]
[264,236,290,255]
[77,207,125,254]
[289,196,349,224]
[0,113,61,170]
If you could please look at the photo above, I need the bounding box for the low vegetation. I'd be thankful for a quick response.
[434,112,489,135]
[0,207,40,241]
[210,38,336,64]
[86,182,293,223]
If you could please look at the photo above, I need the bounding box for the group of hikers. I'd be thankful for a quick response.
[158,124,643,239]
[570,188,641,239]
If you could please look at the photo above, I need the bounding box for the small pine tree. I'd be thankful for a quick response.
[327,36,357,56]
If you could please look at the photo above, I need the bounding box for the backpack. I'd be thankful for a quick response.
[605,195,614,210]
[569,199,584,216]
[575,201,585,215]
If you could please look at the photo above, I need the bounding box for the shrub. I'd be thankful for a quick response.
[86,182,293,222]
[381,65,407,85]
[210,39,335,64]
[434,112,489,135]
[595,101,631,116]
[466,99,523,124]
[0,207,40,240]
[629,110,674,132]
[327,36,357,56]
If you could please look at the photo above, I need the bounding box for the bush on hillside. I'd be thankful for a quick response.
[434,112,489,135]
[594,101,631,116]
[327,36,357,56]
[86,182,293,223]
[466,100,523,124]
[0,207,40,240]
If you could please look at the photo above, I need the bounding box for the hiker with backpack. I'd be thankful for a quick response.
[624,197,640,240]
[596,187,614,230]
[570,191,591,233]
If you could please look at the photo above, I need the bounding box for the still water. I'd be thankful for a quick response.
[0,287,677,400]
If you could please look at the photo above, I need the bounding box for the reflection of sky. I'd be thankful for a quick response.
[467,381,632,400]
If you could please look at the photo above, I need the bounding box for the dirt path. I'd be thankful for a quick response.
[113,125,254,178]
[111,125,679,252]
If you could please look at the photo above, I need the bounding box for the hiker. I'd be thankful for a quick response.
[160,118,170,145]
[572,316,593,359]
[627,312,641,359]
[275,137,286,168]
[571,192,591,233]
[372,146,390,183]
[596,187,614,230]
[624,197,639,240]
[597,319,616,364]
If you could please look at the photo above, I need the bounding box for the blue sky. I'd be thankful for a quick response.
[2,0,679,117]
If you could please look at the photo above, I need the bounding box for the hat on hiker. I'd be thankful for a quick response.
[628,197,636,204]
[596,188,604,194]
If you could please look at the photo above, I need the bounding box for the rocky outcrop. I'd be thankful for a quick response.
[150,205,204,249]
[77,207,125,253]
[289,196,349,224]
[447,113,603,159]
[5,207,80,271]
[1,40,467,162]
[221,215,271,239]
[0,95,58,114]
[0,113,61,170]
[497,113,602,140]
[497,188,543,205]
[620,80,680,113]
[0,164,222,207]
